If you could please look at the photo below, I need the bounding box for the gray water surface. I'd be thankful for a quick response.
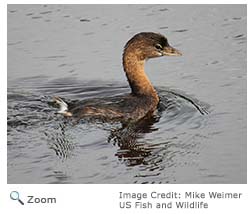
[7,4,246,183]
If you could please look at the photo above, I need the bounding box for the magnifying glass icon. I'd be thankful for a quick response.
[10,191,24,205]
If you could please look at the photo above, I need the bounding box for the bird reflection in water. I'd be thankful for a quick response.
[108,114,161,167]
[45,111,164,170]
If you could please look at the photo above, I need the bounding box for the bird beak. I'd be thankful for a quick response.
[162,46,182,56]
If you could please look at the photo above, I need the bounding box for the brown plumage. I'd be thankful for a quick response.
[54,32,182,123]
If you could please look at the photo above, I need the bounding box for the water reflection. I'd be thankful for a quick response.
[109,115,160,167]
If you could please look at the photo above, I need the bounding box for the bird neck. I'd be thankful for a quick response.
[123,51,158,101]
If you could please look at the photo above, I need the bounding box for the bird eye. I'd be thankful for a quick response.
[155,44,163,50]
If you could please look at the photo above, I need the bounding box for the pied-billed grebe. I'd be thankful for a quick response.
[54,32,181,122]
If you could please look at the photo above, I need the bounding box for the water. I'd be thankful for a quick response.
[7,5,246,184]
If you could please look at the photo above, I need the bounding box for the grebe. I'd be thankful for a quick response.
[54,32,181,122]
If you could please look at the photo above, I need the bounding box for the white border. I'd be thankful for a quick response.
[1,1,250,214]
